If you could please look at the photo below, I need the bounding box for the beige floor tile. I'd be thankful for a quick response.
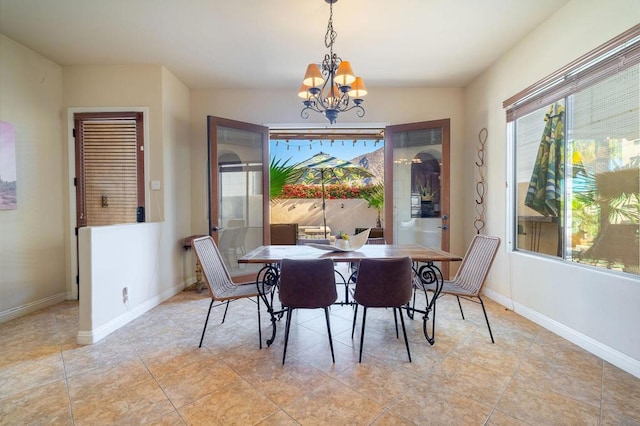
[335,358,423,406]
[67,358,175,425]
[485,409,531,425]
[429,355,513,406]
[602,362,640,422]
[3,289,640,424]
[527,338,603,376]
[496,376,600,425]
[447,334,524,376]
[514,356,602,407]
[256,409,300,425]
[283,377,385,425]
[156,355,242,408]
[179,379,278,425]
[0,379,73,425]
[370,410,417,425]
[0,350,65,399]
[389,378,494,424]
[61,338,139,378]
[231,355,333,406]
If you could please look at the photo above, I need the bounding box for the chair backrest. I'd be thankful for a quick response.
[366,237,385,245]
[451,235,500,296]
[279,258,337,308]
[192,236,238,299]
[233,227,248,248]
[298,238,330,245]
[218,228,239,250]
[354,257,413,307]
[270,223,299,245]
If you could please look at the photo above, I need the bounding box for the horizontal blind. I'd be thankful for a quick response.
[80,118,139,226]
[504,24,640,121]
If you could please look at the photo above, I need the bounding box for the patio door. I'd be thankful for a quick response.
[207,116,269,281]
[385,119,451,276]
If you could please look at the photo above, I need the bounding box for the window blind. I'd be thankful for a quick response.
[504,24,640,122]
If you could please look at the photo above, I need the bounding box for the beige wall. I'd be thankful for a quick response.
[0,35,66,317]
[464,0,640,368]
[160,66,192,291]
[1,42,192,322]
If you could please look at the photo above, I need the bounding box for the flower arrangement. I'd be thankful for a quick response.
[337,231,349,241]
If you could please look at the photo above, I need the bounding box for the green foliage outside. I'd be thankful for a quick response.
[269,158,302,200]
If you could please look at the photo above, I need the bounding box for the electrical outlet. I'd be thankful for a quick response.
[122,287,128,303]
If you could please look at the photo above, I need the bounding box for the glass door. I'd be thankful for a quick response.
[207,116,269,281]
[385,119,451,276]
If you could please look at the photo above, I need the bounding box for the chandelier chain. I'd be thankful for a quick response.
[324,2,337,52]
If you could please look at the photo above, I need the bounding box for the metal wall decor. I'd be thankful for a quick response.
[474,128,487,234]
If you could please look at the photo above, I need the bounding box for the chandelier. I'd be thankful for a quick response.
[299,0,367,124]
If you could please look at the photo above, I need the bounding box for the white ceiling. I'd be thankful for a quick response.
[0,0,569,90]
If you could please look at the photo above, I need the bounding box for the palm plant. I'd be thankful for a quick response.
[362,183,384,228]
[269,158,302,200]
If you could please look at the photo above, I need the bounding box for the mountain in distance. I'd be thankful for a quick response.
[351,147,384,185]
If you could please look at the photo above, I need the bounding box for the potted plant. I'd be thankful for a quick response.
[362,183,384,228]
[416,179,437,202]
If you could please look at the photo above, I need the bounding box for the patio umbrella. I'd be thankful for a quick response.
[524,102,564,256]
[294,152,373,237]
[524,102,565,217]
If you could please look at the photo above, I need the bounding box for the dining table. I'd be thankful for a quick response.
[238,244,462,347]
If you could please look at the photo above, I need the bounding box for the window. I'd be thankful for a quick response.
[505,26,640,276]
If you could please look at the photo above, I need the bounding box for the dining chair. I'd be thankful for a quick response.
[278,258,338,365]
[352,257,414,363]
[270,223,299,245]
[413,234,500,343]
[192,236,267,348]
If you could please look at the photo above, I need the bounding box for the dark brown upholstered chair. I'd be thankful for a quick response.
[192,236,266,348]
[279,258,338,365]
[352,257,414,363]
[270,223,299,245]
[413,235,500,343]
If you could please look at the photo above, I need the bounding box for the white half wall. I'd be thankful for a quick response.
[77,223,185,344]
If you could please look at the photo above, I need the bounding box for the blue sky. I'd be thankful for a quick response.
[270,139,383,165]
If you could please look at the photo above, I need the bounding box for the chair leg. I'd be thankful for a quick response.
[398,308,412,362]
[351,304,359,339]
[257,296,262,349]
[221,300,231,323]
[393,308,399,338]
[199,299,215,348]
[282,307,293,365]
[324,307,335,363]
[358,307,368,363]
[456,296,465,320]
[477,297,495,343]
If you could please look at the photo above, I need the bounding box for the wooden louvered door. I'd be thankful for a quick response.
[74,112,145,228]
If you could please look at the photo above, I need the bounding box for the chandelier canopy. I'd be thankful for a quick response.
[299,0,367,124]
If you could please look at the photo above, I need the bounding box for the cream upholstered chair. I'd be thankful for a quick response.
[413,234,500,343]
[279,258,338,365]
[352,257,414,363]
[192,236,268,348]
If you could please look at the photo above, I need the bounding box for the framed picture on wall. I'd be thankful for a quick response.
[0,121,17,210]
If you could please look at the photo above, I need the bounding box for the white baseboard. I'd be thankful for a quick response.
[77,282,185,345]
[483,288,640,379]
[0,292,68,323]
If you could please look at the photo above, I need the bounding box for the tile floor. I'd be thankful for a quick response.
[1,282,639,425]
